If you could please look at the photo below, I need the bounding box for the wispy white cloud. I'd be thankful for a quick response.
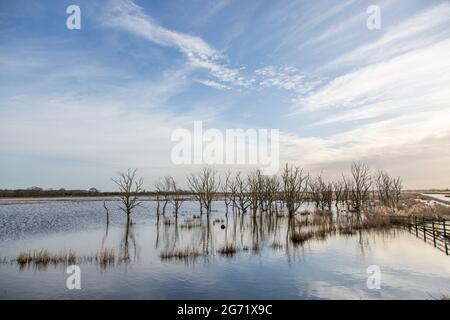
[194,78,231,90]
[281,3,450,188]
[282,107,450,166]
[106,0,219,60]
[296,39,450,118]
[302,0,394,49]
[323,2,450,70]
[255,66,322,94]
[103,0,252,89]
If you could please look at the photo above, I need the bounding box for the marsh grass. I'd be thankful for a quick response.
[290,231,315,245]
[217,244,238,256]
[159,248,203,261]
[338,225,356,235]
[314,226,336,240]
[337,215,391,235]
[270,242,284,250]
[97,248,115,266]
[180,221,202,229]
[13,248,118,268]
[16,249,76,266]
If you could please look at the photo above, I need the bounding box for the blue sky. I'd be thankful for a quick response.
[1,0,449,190]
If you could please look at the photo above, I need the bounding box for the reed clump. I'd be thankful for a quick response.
[180,222,202,229]
[217,244,238,256]
[338,225,356,235]
[97,248,115,266]
[290,231,314,245]
[15,248,118,268]
[159,248,203,261]
[270,242,284,250]
[16,249,77,266]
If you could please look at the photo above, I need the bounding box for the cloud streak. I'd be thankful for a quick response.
[104,0,252,89]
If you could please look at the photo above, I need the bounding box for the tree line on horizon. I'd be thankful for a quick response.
[113,162,403,225]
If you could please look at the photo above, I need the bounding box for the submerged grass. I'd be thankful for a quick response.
[180,222,202,229]
[159,248,203,261]
[96,248,115,266]
[290,231,315,245]
[16,249,76,266]
[13,248,117,268]
[217,244,238,256]
[270,242,284,250]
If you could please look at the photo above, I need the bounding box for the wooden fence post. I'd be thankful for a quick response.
[444,219,448,256]
[432,220,436,247]
[423,217,426,242]
[415,216,418,237]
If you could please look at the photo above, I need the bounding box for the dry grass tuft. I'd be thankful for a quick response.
[270,242,284,250]
[217,244,238,256]
[160,248,203,261]
[180,222,202,229]
[97,248,115,266]
[14,248,118,268]
[290,231,314,245]
[16,249,77,266]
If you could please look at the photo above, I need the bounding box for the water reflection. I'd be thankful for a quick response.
[1,201,449,299]
[153,207,397,263]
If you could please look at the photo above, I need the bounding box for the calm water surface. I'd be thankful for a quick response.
[0,199,449,299]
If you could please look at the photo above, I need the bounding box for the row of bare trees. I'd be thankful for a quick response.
[112,162,403,224]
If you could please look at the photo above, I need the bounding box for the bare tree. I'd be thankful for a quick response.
[333,180,345,211]
[155,176,172,216]
[375,170,391,206]
[260,175,280,213]
[310,174,333,212]
[222,170,232,216]
[375,170,402,209]
[267,175,281,214]
[281,164,309,216]
[112,169,144,224]
[349,162,372,213]
[187,167,221,214]
[392,176,402,208]
[310,174,322,210]
[234,171,251,214]
[103,201,110,226]
[248,170,263,215]
[168,176,184,216]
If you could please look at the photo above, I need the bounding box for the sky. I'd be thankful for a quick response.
[0,0,449,190]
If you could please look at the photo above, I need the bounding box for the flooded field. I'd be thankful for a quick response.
[0,199,449,299]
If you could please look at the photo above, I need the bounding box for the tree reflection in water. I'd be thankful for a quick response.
[154,207,396,263]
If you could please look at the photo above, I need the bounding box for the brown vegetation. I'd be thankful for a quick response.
[159,248,203,261]
[217,244,238,256]
[14,248,117,268]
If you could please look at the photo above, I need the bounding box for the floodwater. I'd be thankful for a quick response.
[422,193,450,205]
[0,199,449,299]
